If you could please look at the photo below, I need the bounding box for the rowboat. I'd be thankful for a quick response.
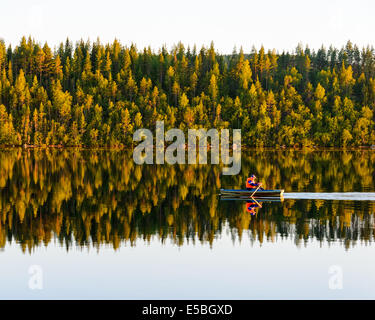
[220,188,284,198]
[220,196,283,202]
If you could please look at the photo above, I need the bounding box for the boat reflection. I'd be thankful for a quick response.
[220,196,284,216]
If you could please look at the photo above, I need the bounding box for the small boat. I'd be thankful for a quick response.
[220,188,284,198]
[220,196,283,202]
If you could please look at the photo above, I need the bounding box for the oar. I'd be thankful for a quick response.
[251,185,261,197]
[250,196,262,208]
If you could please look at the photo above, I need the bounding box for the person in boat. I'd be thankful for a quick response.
[246,200,262,215]
[246,174,264,190]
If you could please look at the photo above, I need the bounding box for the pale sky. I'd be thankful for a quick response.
[0,0,374,54]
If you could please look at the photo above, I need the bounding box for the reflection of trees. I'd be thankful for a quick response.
[0,149,374,253]
[223,199,375,250]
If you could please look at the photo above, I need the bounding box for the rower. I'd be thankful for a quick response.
[246,174,264,190]
[246,200,262,216]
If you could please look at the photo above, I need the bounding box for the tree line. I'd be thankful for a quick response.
[0,37,374,147]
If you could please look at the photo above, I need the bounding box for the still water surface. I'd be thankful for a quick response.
[0,149,374,299]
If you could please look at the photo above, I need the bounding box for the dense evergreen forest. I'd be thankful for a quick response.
[0,37,374,147]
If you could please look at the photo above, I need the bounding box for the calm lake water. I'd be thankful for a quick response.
[0,149,375,299]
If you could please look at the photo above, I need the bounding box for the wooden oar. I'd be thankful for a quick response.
[250,196,262,208]
[251,185,261,197]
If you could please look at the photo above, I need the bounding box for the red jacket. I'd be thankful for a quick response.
[246,177,259,188]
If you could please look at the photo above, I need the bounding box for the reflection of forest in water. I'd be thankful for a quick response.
[0,148,374,253]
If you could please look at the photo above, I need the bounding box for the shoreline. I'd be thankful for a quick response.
[0,145,374,151]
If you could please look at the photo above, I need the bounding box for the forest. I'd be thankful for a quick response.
[0,37,374,147]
